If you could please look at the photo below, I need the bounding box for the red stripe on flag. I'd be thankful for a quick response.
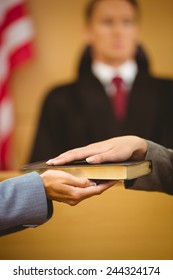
[0,133,13,170]
[0,42,34,103]
[0,81,8,102]
[10,41,34,69]
[0,3,26,34]
[0,0,34,170]
[0,42,34,102]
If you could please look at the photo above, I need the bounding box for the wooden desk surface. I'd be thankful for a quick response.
[0,171,24,181]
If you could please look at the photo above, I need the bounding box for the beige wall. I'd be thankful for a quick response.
[0,0,173,260]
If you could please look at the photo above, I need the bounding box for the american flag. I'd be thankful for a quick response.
[0,0,34,170]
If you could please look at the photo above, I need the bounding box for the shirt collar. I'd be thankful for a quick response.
[92,60,138,89]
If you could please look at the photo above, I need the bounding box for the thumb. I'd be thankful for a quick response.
[86,149,129,164]
[86,153,109,164]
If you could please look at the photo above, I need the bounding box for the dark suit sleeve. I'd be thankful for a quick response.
[125,141,173,195]
[0,172,53,235]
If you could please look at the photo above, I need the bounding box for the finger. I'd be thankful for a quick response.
[53,181,117,206]
[46,180,95,203]
[46,140,110,165]
[45,170,96,188]
[75,180,116,202]
[86,151,117,164]
[46,146,97,165]
[86,146,133,164]
[55,170,97,188]
[68,176,97,189]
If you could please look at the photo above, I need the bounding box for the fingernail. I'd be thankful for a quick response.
[46,159,54,164]
[89,180,97,186]
[86,157,96,164]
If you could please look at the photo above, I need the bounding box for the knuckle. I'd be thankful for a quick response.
[97,155,102,162]
[73,192,81,201]
[70,189,81,201]
[68,200,78,206]
[95,187,103,195]
[69,149,81,160]
[80,178,89,186]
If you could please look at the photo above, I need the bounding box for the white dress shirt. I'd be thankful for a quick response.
[92,60,138,96]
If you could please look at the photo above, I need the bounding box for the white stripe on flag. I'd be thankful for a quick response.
[0,17,34,82]
[0,96,14,141]
[0,0,34,169]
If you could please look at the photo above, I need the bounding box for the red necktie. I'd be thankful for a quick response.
[111,76,128,122]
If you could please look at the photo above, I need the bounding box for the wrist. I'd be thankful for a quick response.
[40,171,52,199]
[131,136,147,160]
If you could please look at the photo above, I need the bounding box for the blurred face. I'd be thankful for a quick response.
[86,0,139,66]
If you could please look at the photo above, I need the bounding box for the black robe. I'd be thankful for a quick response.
[29,69,173,162]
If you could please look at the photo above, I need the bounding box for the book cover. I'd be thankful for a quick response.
[22,160,152,180]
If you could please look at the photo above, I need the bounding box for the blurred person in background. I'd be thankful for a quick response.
[29,0,173,163]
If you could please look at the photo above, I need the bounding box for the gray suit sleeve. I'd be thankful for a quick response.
[0,172,53,235]
[125,141,173,195]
